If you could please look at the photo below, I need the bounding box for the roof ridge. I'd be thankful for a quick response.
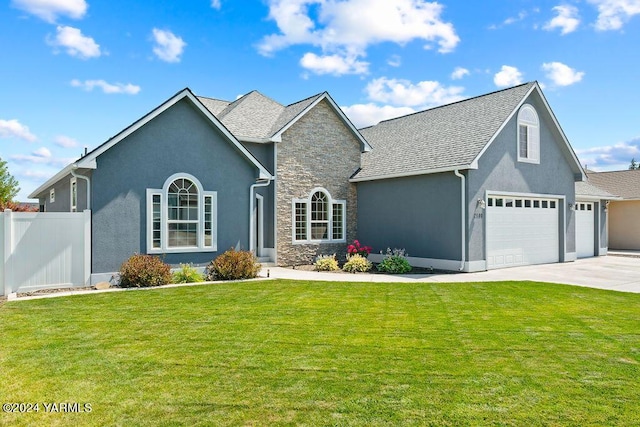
[588,169,640,174]
[285,91,325,108]
[371,81,536,127]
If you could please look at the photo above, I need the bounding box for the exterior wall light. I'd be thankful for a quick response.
[477,199,486,209]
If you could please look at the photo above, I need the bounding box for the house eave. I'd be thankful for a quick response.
[27,163,81,199]
[349,165,475,182]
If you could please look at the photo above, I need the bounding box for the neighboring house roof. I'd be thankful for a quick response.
[575,180,619,200]
[198,91,371,151]
[29,88,273,199]
[351,81,585,182]
[587,170,640,200]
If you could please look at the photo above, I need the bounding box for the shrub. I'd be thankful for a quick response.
[172,263,205,284]
[347,240,372,258]
[314,254,339,271]
[342,254,372,273]
[206,248,261,281]
[377,248,412,274]
[119,254,172,288]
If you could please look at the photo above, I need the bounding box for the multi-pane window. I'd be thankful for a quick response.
[517,104,540,164]
[152,194,161,249]
[310,191,329,240]
[147,174,217,253]
[295,202,308,241]
[293,188,345,243]
[168,178,199,248]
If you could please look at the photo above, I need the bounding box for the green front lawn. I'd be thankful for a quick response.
[1,280,639,426]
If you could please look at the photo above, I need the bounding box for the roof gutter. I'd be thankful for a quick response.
[454,169,466,271]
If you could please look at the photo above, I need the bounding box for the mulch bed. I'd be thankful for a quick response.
[288,264,455,275]
[17,286,95,298]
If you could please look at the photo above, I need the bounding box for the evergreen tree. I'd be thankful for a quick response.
[630,158,639,170]
[0,157,20,205]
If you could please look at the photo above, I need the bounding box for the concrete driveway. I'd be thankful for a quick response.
[263,255,640,293]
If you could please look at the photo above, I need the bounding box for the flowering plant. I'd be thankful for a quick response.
[347,240,372,258]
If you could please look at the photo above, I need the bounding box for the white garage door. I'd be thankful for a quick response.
[486,196,560,269]
[575,202,595,258]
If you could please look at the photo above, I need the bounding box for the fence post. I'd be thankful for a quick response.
[83,210,92,286]
[3,209,12,296]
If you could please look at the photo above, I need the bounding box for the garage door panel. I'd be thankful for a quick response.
[487,196,559,269]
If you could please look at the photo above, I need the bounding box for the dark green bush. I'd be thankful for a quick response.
[119,254,172,287]
[376,248,412,274]
[206,248,261,281]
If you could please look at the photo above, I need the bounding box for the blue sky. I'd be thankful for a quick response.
[1,0,640,201]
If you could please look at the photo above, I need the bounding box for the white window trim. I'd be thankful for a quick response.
[146,173,217,254]
[292,187,346,244]
[70,177,77,212]
[517,104,540,164]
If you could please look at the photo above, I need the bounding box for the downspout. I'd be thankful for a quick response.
[70,166,90,210]
[249,178,272,253]
[454,169,466,271]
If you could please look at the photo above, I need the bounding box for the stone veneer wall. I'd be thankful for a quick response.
[276,99,361,266]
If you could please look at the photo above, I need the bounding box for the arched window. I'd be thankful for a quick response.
[517,104,540,164]
[147,173,217,253]
[167,178,199,247]
[293,188,345,243]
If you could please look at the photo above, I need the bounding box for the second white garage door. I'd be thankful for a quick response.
[575,202,595,258]
[486,196,560,269]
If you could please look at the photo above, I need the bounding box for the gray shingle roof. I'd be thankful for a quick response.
[198,91,325,141]
[587,170,640,199]
[197,97,230,116]
[575,180,617,199]
[354,82,536,180]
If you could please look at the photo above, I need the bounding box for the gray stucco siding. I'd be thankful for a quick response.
[357,173,462,261]
[91,98,259,274]
[240,141,274,175]
[466,91,577,262]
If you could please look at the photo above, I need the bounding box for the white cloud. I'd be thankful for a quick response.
[544,5,580,34]
[542,61,585,86]
[576,138,640,170]
[11,149,74,168]
[489,10,528,29]
[151,28,186,63]
[341,103,415,128]
[258,0,459,76]
[0,119,37,142]
[493,65,524,87]
[387,55,401,67]
[47,25,101,59]
[54,135,78,148]
[300,52,368,75]
[71,79,141,94]
[11,0,87,23]
[211,0,221,9]
[33,147,52,158]
[365,77,464,107]
[588,0,640,30]
[451,66,469,80]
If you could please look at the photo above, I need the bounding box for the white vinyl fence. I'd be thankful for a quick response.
[1,209,91,296]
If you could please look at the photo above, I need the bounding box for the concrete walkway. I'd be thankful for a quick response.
[262,255,640,293]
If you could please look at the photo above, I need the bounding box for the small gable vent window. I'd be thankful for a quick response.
[517,104,540,164]
[147,173,217,254]
[293,188,346,244]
